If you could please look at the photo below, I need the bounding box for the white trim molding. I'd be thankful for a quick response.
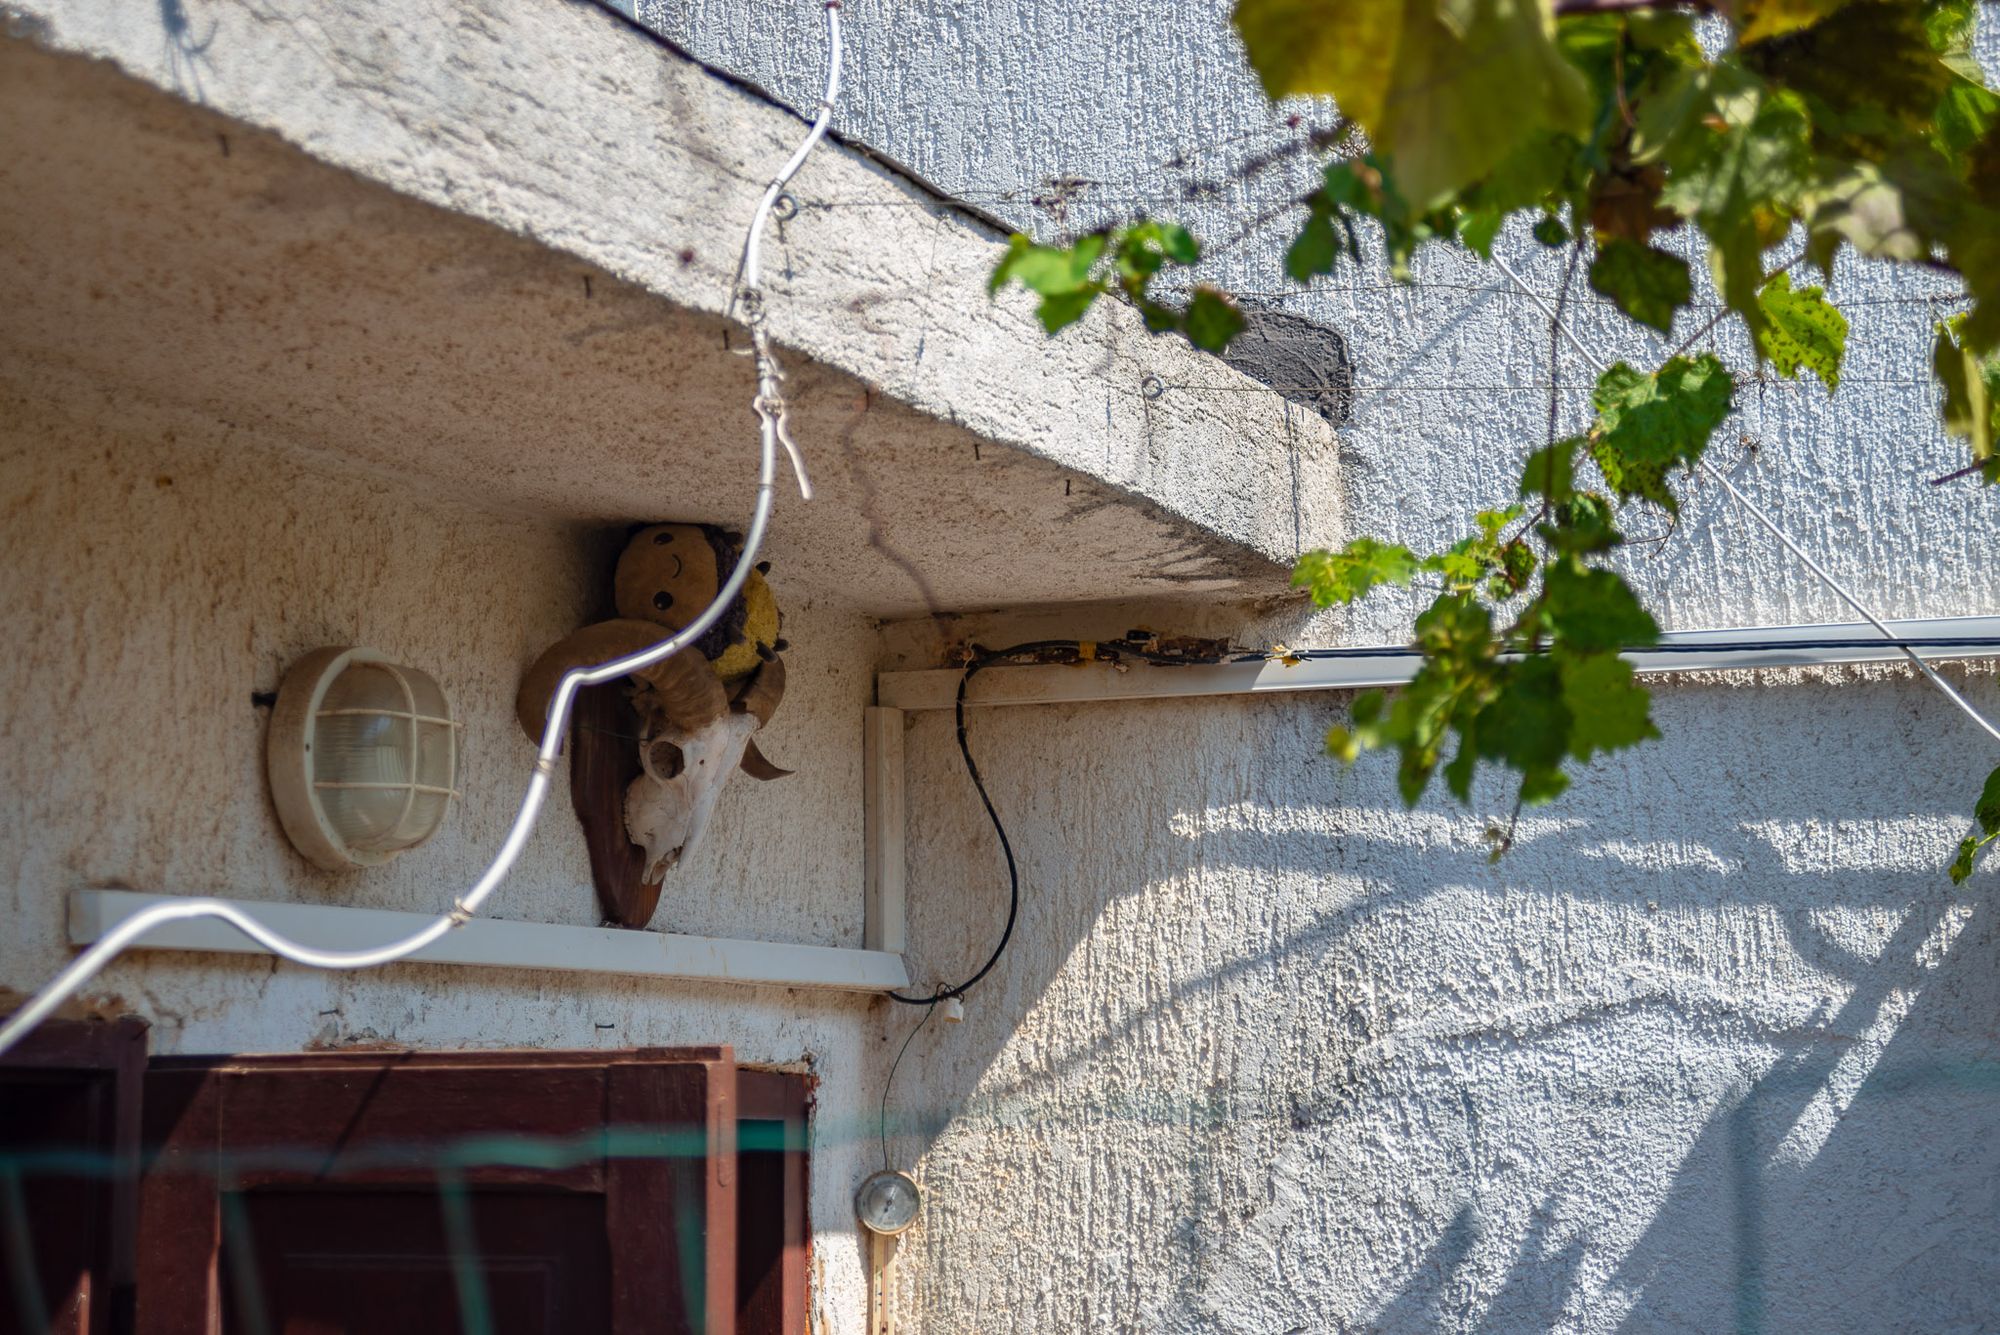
[875,617,2000,713]
[68,890,910,994]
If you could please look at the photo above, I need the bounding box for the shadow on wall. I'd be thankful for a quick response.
[884,670,2000,1333]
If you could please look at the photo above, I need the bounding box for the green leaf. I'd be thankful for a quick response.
[1184,287,1246,352]
[1658,77,1815,336]
[1949,833,1990,883]
[1293,538,1420,606]
[1588,353,1735,510]
[1937,78,2000,168]
[1589,240,1693,335]
[1519,438,1580,502]
[1559,652,1660,761]
[1154,222,1202,265]
[1472,656,1571,786]
[1542,564,1662,652]
[1286,208,1342,281]
[1934,315,1996,464]
[1231,0,1592,210]
[1746,2,1950,153]
[1034,284,1105,335]
[992,233,1105,296]
[1532,215,1570,247]
[1755,272,1847,390]
[1455,204,1505,259]
[1540,492,1625,556]
[1976,764,2000,833]
[1948,764,2000,882]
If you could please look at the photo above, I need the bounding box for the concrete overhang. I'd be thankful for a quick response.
[1,2,1336,619]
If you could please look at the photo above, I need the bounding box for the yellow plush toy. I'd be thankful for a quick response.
[514,521,789,749]
[612,523,783,683]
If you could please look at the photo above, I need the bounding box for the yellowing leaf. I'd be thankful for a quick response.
[1755,272,1847,390]
[1732,0,1853,47]
[1231,0,1590,209]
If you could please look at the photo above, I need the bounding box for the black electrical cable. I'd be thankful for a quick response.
[886,637,1225,1007]
[885,647,1030,1005]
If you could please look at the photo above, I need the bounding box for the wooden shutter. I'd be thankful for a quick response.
[137,1048,738,1335]
[0,1017,147,1335]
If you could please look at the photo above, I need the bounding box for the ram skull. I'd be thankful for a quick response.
[516,619,790,883]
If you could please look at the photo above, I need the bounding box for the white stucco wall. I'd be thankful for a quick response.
[608,3,2000,1330]
[0,388,889,1326]
[883,607,1998,1332]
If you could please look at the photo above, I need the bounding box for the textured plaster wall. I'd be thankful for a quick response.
[0,391,883,1327]
[614,2,2000,1330]
[883,610,2000,1333]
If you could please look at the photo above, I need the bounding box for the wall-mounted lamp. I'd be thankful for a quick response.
[268,647,460,870]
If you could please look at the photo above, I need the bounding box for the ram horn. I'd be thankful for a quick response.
[739,739,793,781]
[729,655,787,727]
[515,619,728,743]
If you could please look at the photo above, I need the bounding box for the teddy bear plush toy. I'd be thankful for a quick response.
[516,523,790,926]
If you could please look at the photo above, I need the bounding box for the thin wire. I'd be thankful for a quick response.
[879,1000,939,1170]
[0,2,845,1060]
[1490,252,2000,748]
[886,650,1027,1004]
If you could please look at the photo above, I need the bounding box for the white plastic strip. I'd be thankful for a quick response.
[68,890,909,993]
[875,617,2000,713]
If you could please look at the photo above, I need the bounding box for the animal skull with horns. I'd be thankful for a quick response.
[516,523,791,924]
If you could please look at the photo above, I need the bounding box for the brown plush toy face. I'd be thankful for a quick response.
[615,524,722,631]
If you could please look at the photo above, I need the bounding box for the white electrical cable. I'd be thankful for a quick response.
[0,2,845,1059]
[1490,252,2000,748]
[733,1,843,503]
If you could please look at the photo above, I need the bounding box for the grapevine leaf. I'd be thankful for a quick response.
[1519,438,1579,502]
[1230,0,1591,210]
[1559,652,1660,761]
[1658,77,1815,336]
[1542,564,1662,652]
[1293,538,1419,606]
[1950,834,1993,883]
[1948,764,2000,883]
[1539,492,1624,557]
[1937,77,2000,168]
[1746,1,1949,155]
[1756,272,1847,390]
[1473,656,1571,793]
[1588,354,1735,510]
[1455,205,1504,258]
[991,233,1105,296]
[1034,284,1105,335]
[1731,0,1854,47]
[1978,763,2000,831]
[1185,287,1246,351]
[1589,240,1693,335]
[1933,315,1996,465]
[1287,209,1342,281]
